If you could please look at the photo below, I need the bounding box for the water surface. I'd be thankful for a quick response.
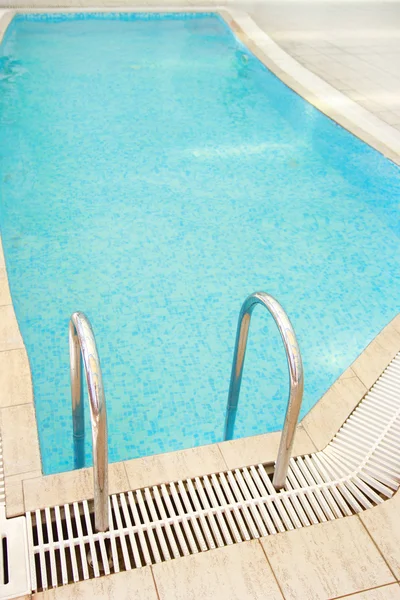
[0,13,399,474]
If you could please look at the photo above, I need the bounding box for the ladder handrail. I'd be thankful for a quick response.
[69,312,109,532]
[223,292,304,490]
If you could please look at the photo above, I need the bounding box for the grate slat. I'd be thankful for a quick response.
[73,502,90,580]
[226,471,260,538]
[152,486,180,559]
[242,468,277,534]
[112,495,131,570]
[44,507,58,588]
[144,488,171,561]
[233,470,269,537]
[63,505,79,583]
[127,491,152,566]
[202,476,234,545]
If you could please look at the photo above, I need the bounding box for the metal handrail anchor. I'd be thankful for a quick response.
[69,312,109,532]
[223,292,304,491]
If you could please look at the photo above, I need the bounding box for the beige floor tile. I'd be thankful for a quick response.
[360,494,400,580]
[376,323,400,357]
[376,111,400,126]
[1,404,41,476]
[0,238,4,268]
[218,425,315,470]
[124,444,227,490]
[344,584,400,599]
[5,470,42,517]
[261,516,395,600]
[351,335,399,390]
[0,267,11,306]
[6,470,43,484]
[0,348,33,408]
[340,366,358,379]
[5,479,24,518]
[355,94,384,113]
[24,462,129,510]
[153,540,283,600]
[0,13,14,42]
[392,314,400,335]
[302,372,366,450]
[40,568,158,599]
[0,305,24,352]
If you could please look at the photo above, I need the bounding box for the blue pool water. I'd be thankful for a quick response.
[0,13,399,475]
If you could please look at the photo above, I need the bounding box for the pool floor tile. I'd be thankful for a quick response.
[3,12,400,476]
[152,540,284,600]
[260,516,395,600]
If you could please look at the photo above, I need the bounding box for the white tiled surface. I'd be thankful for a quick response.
[240,0,400,132]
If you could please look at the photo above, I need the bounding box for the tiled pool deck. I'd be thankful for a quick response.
[0,3,400,599]
[244,0,400,132]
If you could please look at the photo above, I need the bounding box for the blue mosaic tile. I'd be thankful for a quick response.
[0,14,399,474]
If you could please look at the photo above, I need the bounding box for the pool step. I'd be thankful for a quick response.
[25,352,400,592]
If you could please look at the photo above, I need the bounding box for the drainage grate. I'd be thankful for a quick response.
[27,353,400,592]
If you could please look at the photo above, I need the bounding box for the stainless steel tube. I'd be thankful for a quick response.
[223,292,304,490]
[70,320,84,470]
[69,312,109,532]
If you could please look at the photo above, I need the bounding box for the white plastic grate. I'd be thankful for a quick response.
[27,353,400,592]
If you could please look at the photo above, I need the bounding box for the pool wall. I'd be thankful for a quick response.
[0,6,399,517]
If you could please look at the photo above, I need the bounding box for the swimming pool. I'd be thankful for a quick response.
[0,12,399,475]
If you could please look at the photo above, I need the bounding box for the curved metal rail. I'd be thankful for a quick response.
[223,292,304,490]
[69,312,109,532]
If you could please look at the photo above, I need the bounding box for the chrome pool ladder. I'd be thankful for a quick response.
[67,293,300,532]
[69,312,109,533]
[223,292,304,490]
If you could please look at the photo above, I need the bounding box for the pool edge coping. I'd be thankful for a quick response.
[0,6,399,516]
